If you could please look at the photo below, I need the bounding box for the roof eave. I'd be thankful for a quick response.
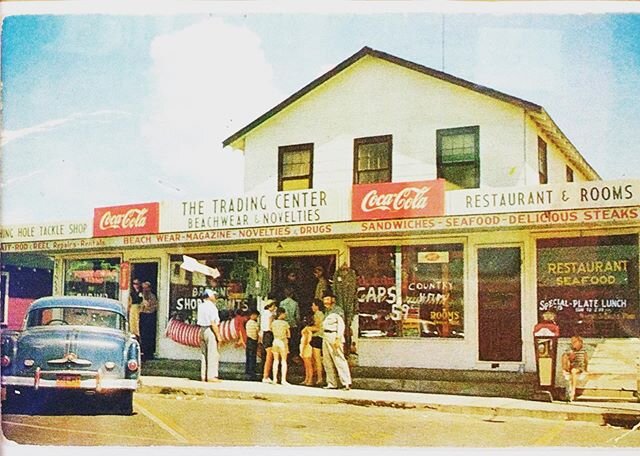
[529,108,601,180]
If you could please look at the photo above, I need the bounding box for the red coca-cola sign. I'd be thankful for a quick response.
[352,180,445,221]
[93,203,159,237]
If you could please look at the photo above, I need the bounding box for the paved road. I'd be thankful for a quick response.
[2,392,640,447]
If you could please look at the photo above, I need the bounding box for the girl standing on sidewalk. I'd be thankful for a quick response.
[271,307,291,385]
[299,315,314,386]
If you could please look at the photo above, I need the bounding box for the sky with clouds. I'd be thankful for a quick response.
[2,4,640,224]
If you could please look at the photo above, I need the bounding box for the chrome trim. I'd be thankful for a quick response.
[2,375,137,390]
[34,367,41,390]
[47,353,92,366]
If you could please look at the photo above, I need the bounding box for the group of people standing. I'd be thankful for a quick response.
[196,265,352,390]
[250,289,352,389]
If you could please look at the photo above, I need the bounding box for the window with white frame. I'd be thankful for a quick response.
[437,126,480,190]
[278,143,313,191]
[353,135,392,184]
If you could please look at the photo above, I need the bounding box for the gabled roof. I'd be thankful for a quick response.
[223,46,599,179]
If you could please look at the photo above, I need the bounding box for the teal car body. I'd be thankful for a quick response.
[1,296,140,414]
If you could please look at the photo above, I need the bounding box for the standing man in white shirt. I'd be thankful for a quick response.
[198,289,222,382]
[321,292,352,390]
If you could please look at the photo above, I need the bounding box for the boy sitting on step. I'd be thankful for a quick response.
[562,335,589,402]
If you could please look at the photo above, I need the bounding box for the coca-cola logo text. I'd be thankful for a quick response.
[352,180,444,221]
[93,202,159,237]
[361,186,431,213]
[99,208,149,230]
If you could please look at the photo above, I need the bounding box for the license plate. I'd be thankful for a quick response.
[56,374,81,388]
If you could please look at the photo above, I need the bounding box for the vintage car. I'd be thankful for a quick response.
[1,296,140,414]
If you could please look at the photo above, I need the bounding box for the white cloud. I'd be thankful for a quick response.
[1,110,131,147]
[141,17,282,197]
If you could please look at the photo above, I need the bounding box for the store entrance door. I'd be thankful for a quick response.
[130,261,159,361]
[271,255,336,314]
[477,247,522,362]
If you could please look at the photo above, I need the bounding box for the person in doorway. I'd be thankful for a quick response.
[280,287,300,358]
[139,281,158,361]
[128,279,143,340]
[281,270,301,301]
[313,266,330,301]
[197,289,222,382]
[308,298,325,386]
[271,307,291,385]
[321,292,351,390]
[244,309,260,381]
[260,298,277,383]
[562,335,589,401]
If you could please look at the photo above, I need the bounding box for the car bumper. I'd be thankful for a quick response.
[2,374,138,392]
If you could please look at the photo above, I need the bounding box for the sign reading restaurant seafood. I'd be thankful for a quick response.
[352,180,445,221]
[160,188,349,232]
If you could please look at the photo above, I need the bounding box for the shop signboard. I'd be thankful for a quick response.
[160,187,349,233]
[352,179,445,221]
[536,235,639,337]
[93,202,160,238]
[448,179,640,216]
[0,221,91,243]
[3,204,640,253]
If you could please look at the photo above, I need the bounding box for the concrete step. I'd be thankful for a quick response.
[580,388,637,398]
[577,391,638,402]
[351,366,538,384]
[583,374,637,389]
[142,359,538,400]
[352,378,536,400]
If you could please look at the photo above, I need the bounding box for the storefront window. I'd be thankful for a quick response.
[352,246,397,338]
[169,251,258,324]
[537,235,639,337]
[64,258,120,299]
[352,244,464,339]
[401,244,464,338]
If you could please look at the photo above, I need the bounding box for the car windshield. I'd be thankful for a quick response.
[26,306,125,330]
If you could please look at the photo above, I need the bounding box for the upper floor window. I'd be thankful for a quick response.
[436,126,480,190]
[538,137,548,184]
[566,166,574,183]
[278,143,313,191]
[353,135,392,184]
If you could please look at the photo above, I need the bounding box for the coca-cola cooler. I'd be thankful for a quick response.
[533,316,561,396]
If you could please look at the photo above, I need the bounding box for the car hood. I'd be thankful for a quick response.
[15,327,129,372]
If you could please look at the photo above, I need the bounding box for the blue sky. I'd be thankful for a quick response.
[2,5,640,224]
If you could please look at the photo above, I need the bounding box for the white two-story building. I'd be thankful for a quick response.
[2,47,639,391]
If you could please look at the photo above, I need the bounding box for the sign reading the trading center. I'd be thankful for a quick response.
[160,188,348,232]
